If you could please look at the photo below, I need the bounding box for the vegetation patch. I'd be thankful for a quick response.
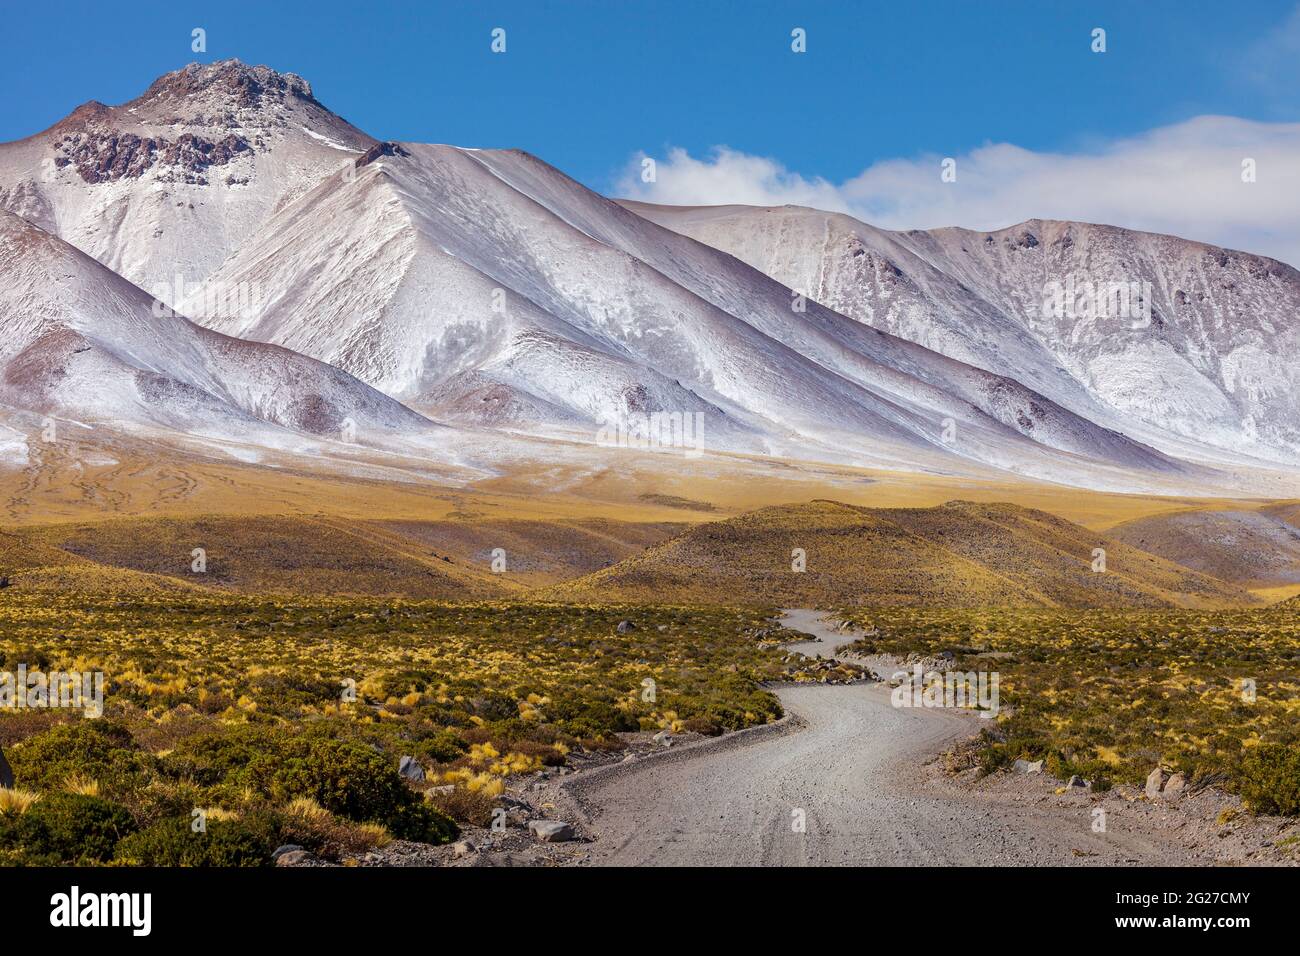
[0,594,790,864]
[842,606,1300,810]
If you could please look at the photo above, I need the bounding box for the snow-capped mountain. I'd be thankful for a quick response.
[0,60,372,303]
[0,209,432,444]
[0,60,1289,494]
[182,134,1185,487]
[620,202,1300,467]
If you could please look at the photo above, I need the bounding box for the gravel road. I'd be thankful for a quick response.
[565,610,1183,866]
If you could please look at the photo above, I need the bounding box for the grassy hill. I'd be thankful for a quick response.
[1107,504,1300,588]
[546,500,1255,608]
[4,514,684,600]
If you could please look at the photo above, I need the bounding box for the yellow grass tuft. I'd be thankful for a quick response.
[356,822,393,848]
[285,796,332,822]
[63,774,101,797]
[0,788,40,814]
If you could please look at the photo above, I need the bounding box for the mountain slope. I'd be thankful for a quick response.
[186,130,1186,489]
[621,202,1300,466]
[0,209,434,445]
[546,499,1254,608]
[0,61,1287,496]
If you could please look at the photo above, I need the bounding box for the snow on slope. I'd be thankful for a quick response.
[0,209,434,445]
[186,140,1191,488]
[621,202,1300,467]
[1,61,1281,493]
[0,60,374,300]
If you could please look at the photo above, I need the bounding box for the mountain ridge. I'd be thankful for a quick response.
[0,61,1293,496]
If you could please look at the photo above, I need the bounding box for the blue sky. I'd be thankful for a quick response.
[3,0,1299,259]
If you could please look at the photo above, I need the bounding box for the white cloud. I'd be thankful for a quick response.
[617,116,1300,268]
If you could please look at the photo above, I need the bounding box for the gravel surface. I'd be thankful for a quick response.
[557,610,1209,866]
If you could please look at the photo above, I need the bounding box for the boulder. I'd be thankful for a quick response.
[398,755,425,783]
[1066,774,1088,789]
[1145,767,1171,799]
[271,843,304,861]
[451,839,476,859]
[616,619,637,634]
[1012,759,1043,775]
[1163,772,1187,798]
[651,730,674,748]
[527,820,575,842]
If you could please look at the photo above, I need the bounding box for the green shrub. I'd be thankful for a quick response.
[0,793,134,864]
[242,737,413,824]
[404,727,467,764]
[384,801,458,844]
[1238,745,1300,815]
[545,694,637,738]
[164,728,451,838]
[114,813,278,866]
[161,725,277,787]
[7,720,155,794]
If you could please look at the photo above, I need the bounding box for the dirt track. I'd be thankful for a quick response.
[564,610,1183,866]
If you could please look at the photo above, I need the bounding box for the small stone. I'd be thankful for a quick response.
[451,839,476,858]
[1066,774,1087,789]
[616,619,637,634]
[527,820,575,842]
[275,850,313,867]
[651,730,674,748]
[398,755,426,782]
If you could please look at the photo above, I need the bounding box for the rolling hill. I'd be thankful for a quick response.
[547,499,1255,608]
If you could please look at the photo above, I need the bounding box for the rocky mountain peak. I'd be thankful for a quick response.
[134,59,320,116]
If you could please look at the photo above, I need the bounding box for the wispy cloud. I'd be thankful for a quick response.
[617,116,1300,268]
[1240,1,1300,94]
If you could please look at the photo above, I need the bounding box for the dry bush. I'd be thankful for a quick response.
[424,786,496,827]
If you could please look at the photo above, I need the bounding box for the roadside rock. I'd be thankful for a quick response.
[1163,772,1188,799]
[275,849,314,867]
[271,843,304,861]
[1145,766,1169,798]
[451,839,476,859]
[1145,766,1188,800]
[527,820,575,842]
[1013,759,1043,775]
[399,755,425,782]
[616,620,636,634]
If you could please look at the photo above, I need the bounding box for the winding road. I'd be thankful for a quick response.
[565,610,1178,866]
